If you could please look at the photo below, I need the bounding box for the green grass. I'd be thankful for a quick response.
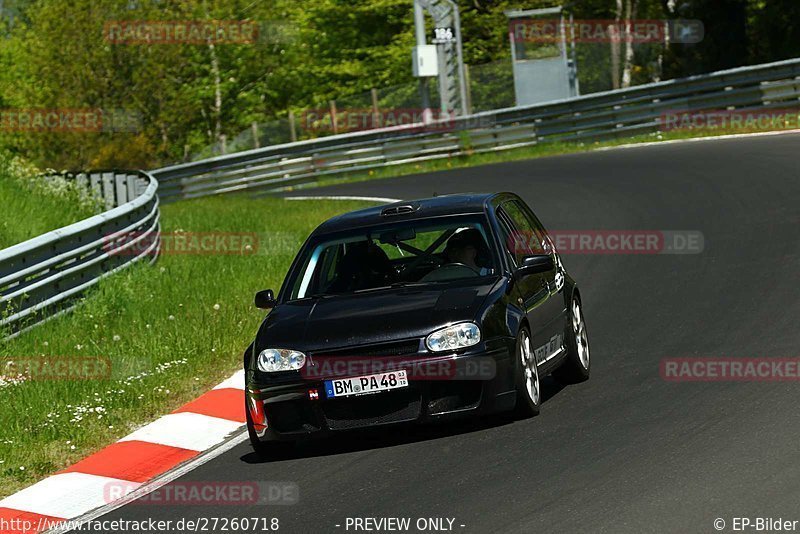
[285,124,795,193]
[0,155,102,249]
[0,195,374,498]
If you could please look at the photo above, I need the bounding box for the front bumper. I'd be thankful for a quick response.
[246,339,516,442]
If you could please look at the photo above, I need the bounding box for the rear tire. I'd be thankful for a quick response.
[514,327,541,417]
[554,296,590,384]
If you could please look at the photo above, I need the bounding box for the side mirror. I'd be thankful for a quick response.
[516,254,554,277]
[254,289,277,309]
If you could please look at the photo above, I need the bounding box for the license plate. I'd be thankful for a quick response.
[324,370,408,398]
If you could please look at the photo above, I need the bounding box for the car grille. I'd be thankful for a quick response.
[323,390,421,430]
[311,339,421,359]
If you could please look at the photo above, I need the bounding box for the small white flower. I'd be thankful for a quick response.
[43,341,49,346]
[213,303,220,311]
[113,335,121,342]
[19,466,25,471]
[145,324,151,329]
[70,445,76,450]
[168,315,175,321]
[75,344,83,350]
[160,267,166,273]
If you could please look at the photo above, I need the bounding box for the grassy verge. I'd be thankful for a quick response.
[0,195,374,498]
[0,155,102,249]
[286,125,798,193]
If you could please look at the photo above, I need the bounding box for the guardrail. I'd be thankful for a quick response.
[0,170,160,338]
[151,57,800,200]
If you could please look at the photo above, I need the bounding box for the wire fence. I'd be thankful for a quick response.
[153,57,800,201]
[191,31,677,161]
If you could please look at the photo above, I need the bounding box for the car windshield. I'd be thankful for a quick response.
[286,217,497,300]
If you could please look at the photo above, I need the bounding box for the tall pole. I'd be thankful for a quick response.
[414,0,432,122]
[449,1,468,116]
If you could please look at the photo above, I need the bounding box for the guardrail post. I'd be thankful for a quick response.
[464,64,473,115]
[330,100,338,134]
[371,88,380,129]
[252,122,260,149]
[288,109,297,142]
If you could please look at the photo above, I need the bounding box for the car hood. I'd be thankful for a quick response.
[256,280,499,352]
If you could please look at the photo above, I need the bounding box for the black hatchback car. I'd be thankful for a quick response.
[244,192,589,454]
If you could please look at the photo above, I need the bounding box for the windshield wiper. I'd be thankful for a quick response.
[308,292,337,299]
[390,281,434,288]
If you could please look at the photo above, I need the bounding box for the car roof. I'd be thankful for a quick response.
[313,192,509,235]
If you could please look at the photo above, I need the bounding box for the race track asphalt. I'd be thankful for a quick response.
[93,133,800,533]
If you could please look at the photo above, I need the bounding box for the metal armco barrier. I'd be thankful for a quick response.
[0,170,160,338]
[151,57,800,200]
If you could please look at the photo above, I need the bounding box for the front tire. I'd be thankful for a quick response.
[246,398,294,458]
[514,327,541,417]
[554,296,590,384]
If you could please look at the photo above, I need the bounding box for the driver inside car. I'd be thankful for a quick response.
[421,228,492,281]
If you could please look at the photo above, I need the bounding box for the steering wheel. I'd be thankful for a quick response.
[443,262,479,273]
[420,262,480,282]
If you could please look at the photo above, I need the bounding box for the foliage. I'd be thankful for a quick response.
[0,1,797,168]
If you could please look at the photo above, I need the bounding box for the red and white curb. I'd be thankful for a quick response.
[0,370,246,534]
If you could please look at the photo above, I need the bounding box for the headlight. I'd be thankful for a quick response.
[257,348,306,372]
[426,322,481,352]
